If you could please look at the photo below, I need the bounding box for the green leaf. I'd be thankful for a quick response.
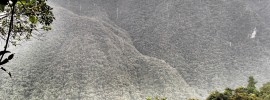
[0,4,5,12]
[30,0,36,3]
[17,0,31,5]
[29,15,37,23]
[17,0,36,5]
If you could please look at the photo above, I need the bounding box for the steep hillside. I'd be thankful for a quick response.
[104,0,270,89]
[82,0,270,92]
[0,2,197,100]
[2,0,270,99]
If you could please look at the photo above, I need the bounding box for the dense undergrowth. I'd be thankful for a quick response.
[205,76,270,100]
[147,76,270,100]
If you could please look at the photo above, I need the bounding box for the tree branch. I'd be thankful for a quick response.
[0,4,15,63]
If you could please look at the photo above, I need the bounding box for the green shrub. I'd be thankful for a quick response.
[206,76,264,100]
[147,76,270,100]
[260,82,270,100]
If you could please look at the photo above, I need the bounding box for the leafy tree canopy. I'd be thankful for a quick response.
[260,82,270,100]
[0,0,54,77]
[0,0,55,45]
[205,76,270,100]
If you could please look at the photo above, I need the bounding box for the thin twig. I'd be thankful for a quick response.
[0,4,16,62]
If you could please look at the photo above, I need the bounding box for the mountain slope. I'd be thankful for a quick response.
[93,0,270,91]
[0,2,197,100]
[2,0,270,99]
